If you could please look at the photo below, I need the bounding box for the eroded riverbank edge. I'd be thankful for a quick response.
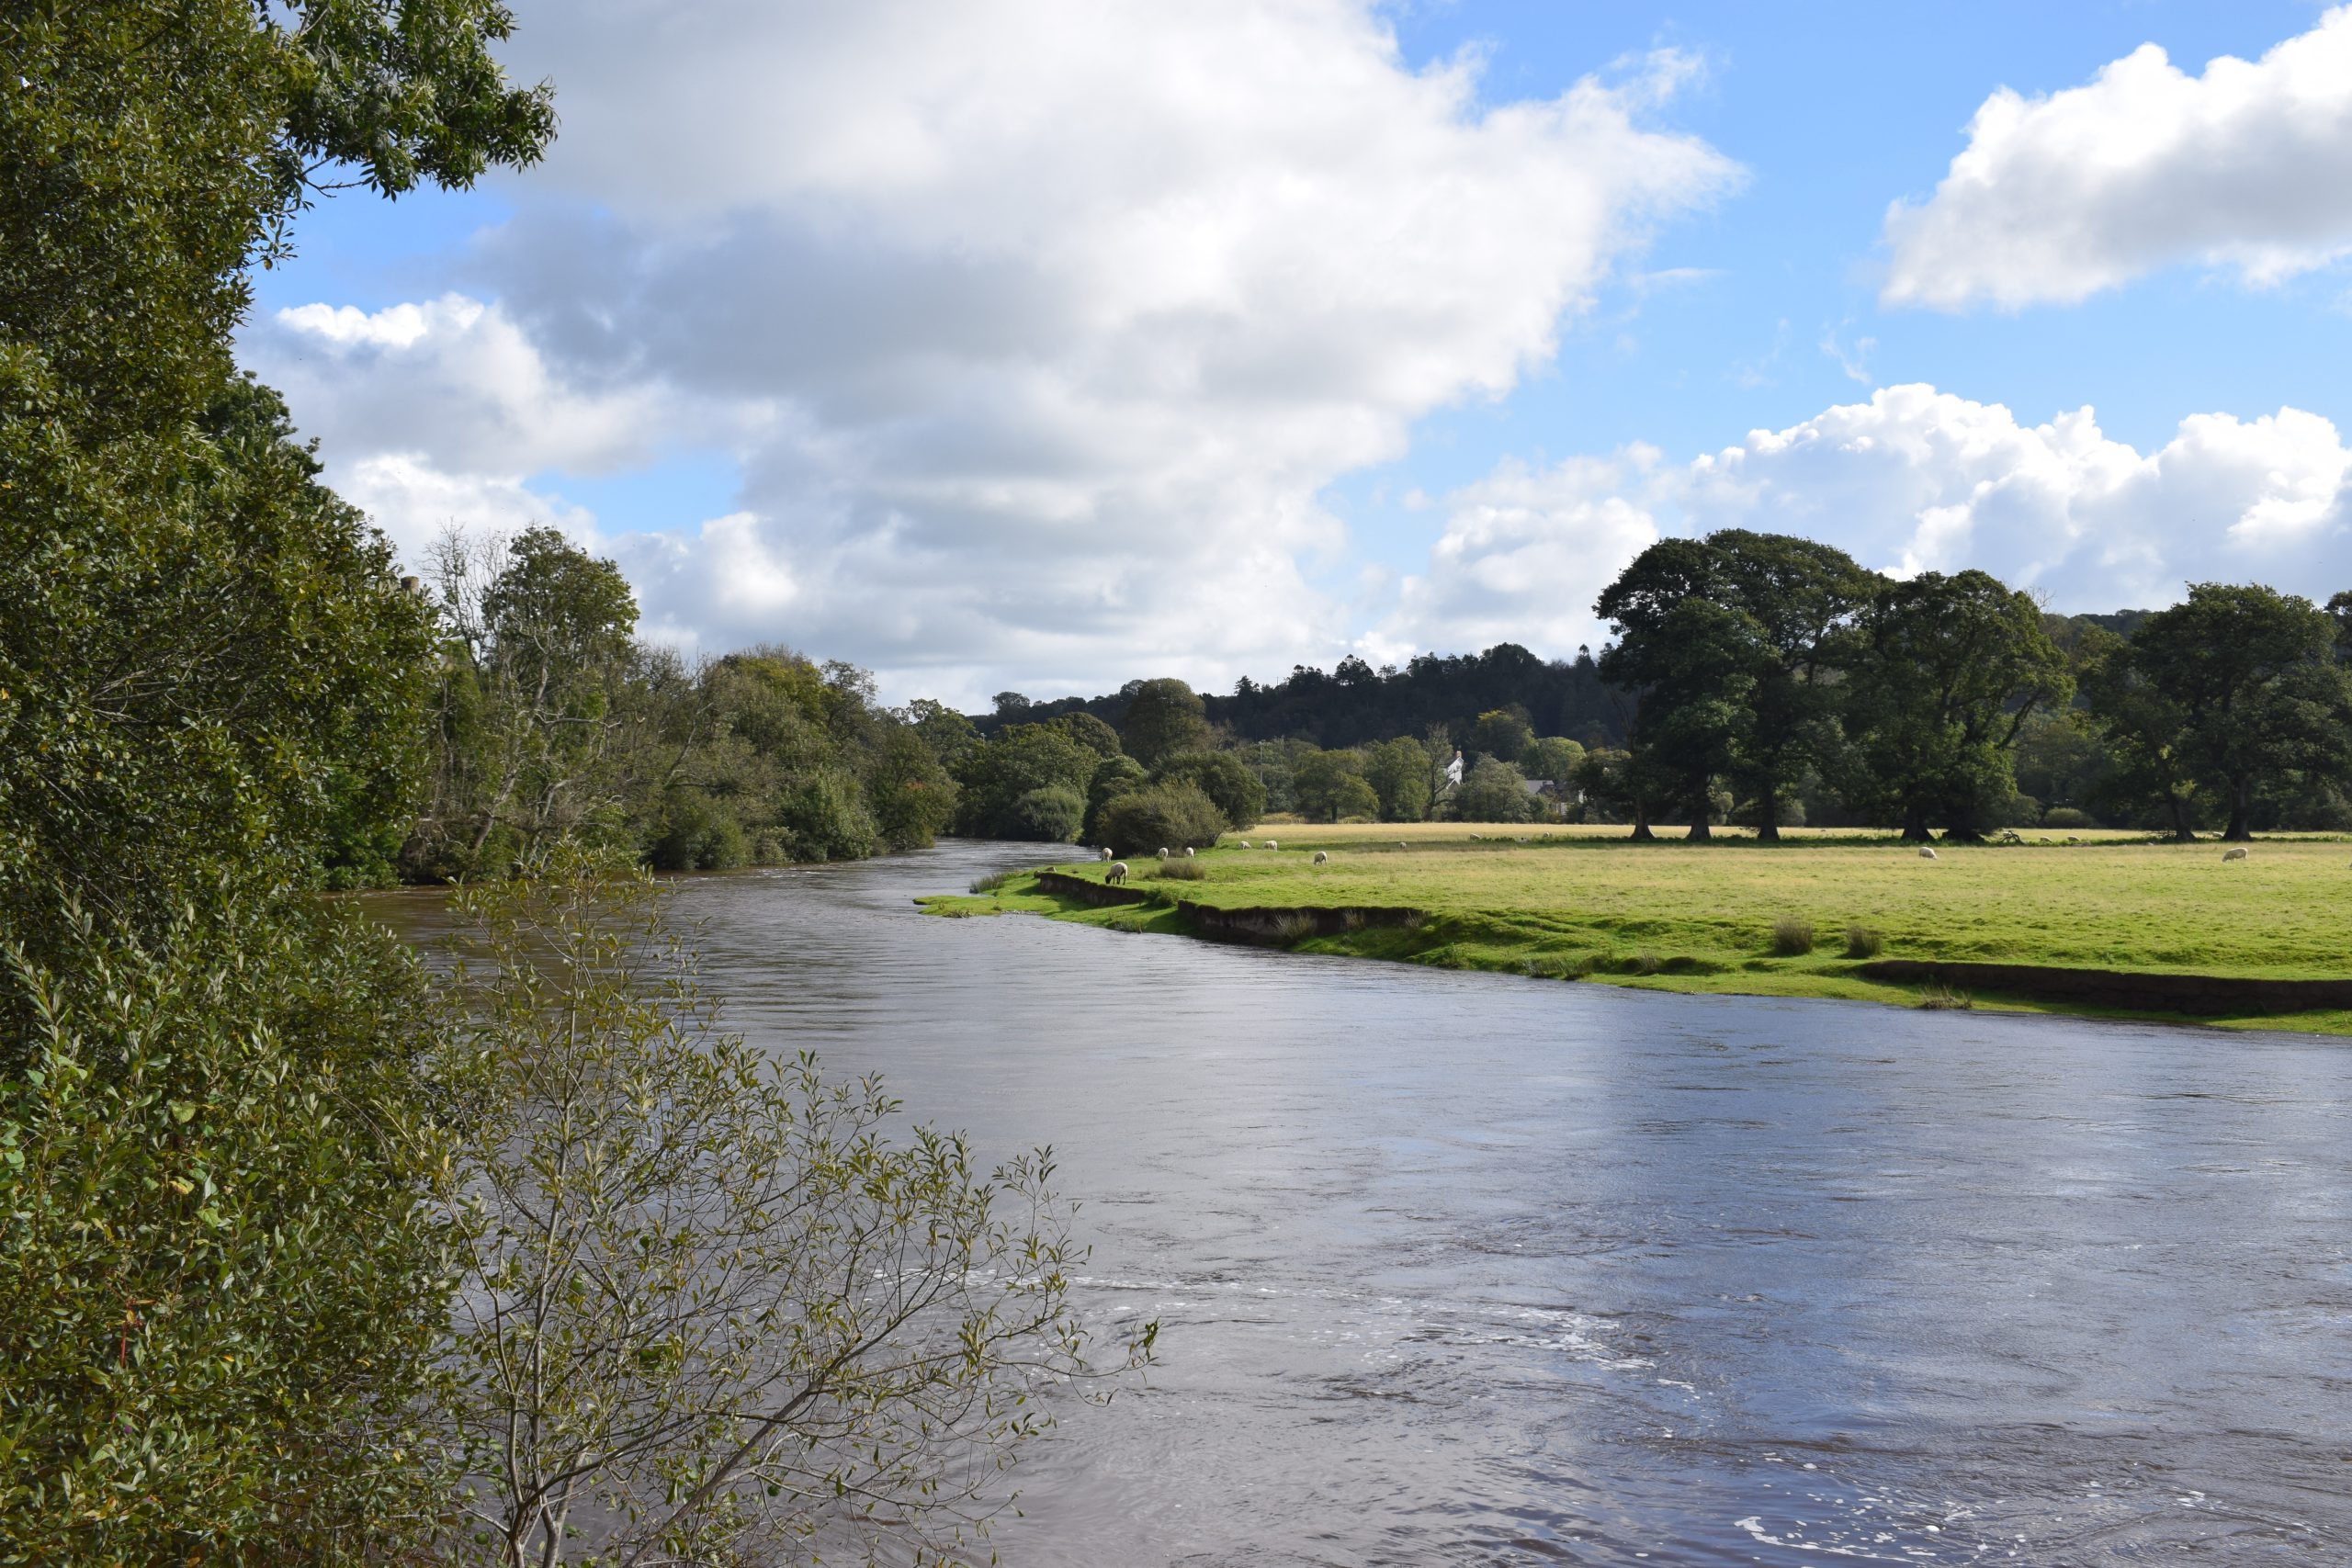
[920,868,2352,1037]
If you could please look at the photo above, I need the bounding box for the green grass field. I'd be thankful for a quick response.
[927,825,2352,1034]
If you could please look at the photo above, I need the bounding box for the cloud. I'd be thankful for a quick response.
[246,0,1737,704]
[1389,385,2351,655]
[1376,451,1664,664]
[1883,6,2352,310]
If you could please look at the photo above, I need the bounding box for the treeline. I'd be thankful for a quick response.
[1582,532,2352,841]
[951,538,2352,846]
[371,527,961,884]
[986,640,1625,750]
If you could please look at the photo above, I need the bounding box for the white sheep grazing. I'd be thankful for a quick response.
[1312,851,1329,865]
[1105,861,1128,885]
[1917,846,1938,860]
[1100,848,1113,861]
[1262,839,1278,852]
[1185,846,1195,857]
[1238,840,1252,850]
[1397,841,1408,851]
[1157,847,1170,860]
[2222,846,2248,863]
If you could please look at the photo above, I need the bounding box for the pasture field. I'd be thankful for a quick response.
[930,826,2352,1033]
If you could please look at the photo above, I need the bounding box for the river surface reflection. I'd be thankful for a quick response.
[390,840,2352,1564]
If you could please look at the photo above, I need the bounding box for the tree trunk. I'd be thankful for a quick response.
[1686,818,1710,842]
[2165,790,2197,843]
[2222,777,2254,841]
[1899,805,1931,842]
[1756,784,1781,844]
[1629,799,1655,842]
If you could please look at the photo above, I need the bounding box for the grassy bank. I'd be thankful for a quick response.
[924,826,2352,1034]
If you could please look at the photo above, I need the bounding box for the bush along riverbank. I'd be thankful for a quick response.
[921,828,2352,1034]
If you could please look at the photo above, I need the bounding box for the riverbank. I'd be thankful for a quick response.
[921,826,2352,1034]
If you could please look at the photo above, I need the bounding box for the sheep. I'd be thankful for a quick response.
[2064,835,2082,845]
[1185,846,1195,857]
[1105,861,1128,885]
[1157,847,1170,860]
[1100,848,1114,861]
[1238,840,1252,850]
[2222,846,2249,863]
[1262,839,1278,852]
[1397,841,1408,851]
[1917,846,1938,860]
[1312,851,1329,865]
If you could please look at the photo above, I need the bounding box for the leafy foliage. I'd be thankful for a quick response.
[1149,750,1266,830]
[434,853,1151,1565]
[1097,782,1227,855]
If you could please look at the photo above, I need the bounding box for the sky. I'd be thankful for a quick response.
[240,0,2352,708]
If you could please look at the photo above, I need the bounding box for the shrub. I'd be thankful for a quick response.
[2041,806,2100,829]
[1917,979,1973,1010]
[1155,857,1208,881]
[1009,786,1085,843]
[1079,754,1148,843]
[1269,912,1317,945]
[1843,924,1885,958]
[775,767,880,861]
[1768,916,1815,956]
[1149,751,1265,829]
[1097,781,1226,856]
[649,792,752,871]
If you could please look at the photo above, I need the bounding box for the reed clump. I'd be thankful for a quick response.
[1768,915,1815,956]
[1843,924,1884,959]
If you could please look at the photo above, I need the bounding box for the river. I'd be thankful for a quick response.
[397,840,2352,1564]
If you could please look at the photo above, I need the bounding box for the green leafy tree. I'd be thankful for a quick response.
[1097,781,1227,855]
[1596,532,1872,843]
[1,5,552,1556]
[1597,541,1754,840]
[1466,707,1533,763]
[1708,531,1877,842]
[1291,749,1374,822]
[902,697,981,771]
[1518,736,1586,784]
[952,723,1099,840]
[1149,750,1266,829]
[866,728,960,852]
[2108,582,2352,840]
[1012,786,1086,842]
[1363,735,1435,821]
[1841,570,2072,840]
[412,527,642,874]
[1120,678,1209,766]
[1454,756,1535,823]
[1052,710,1125,760]
[434,852,1151,1565]
[1080,754,1148,844]
[1574,747,1667,838]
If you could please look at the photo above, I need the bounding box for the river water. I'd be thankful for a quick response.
[399,840,2352,1564]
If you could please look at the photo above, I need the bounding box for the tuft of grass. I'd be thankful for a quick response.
[1917,979,1973,1010]
[1156,858,1208,881]
[1768,915,1815,956]
[1270,912,1317,946]
[1628,951,1663,976]
[968,870,1023,895]
[1843,924,1884,959]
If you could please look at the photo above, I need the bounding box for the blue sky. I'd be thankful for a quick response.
[242,1,2352,705]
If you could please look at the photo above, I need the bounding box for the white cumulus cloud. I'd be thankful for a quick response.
[1883,6,2352,310]
[245,0,1737,704]
[1390,385,2352,656]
